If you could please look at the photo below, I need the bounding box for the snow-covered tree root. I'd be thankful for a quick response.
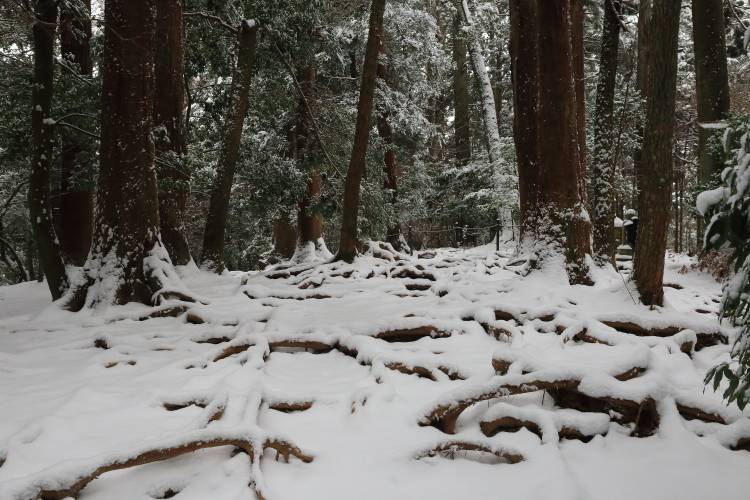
[8,432,312,500]
[418,366,641,435]
[413,439,524,464]
[189,332,468,382]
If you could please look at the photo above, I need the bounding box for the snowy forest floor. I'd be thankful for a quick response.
[1,242,750,500]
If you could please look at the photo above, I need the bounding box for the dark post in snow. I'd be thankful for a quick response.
[496,218,501,251]
[408,225,413,255]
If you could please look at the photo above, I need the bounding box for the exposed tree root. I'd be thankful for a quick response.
[391,267,436,281]
[268,401,314,413]
[420,366,642,434]
[30,436,312,500]
[384,362,464,381]
[413,440,524,464]
[375,327,448,342]
[676,404,726,424]
[268,340,334,353]
[547,389,660,437]
[599,320,726,349]
[480,322,512,340]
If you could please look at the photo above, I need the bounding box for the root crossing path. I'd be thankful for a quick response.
[0,244,748,500]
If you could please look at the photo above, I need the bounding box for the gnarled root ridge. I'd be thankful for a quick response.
[10,431,312,500]
[413,439,524,464]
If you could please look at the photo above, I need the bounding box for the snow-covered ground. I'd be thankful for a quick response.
[1,243,749,500]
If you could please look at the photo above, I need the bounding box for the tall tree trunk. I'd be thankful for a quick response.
[154,0,191,265]
[570,0,586,182]
[591,0,621,266]
[295,66,325,256]
[452,13,471,169]
[274,122,298,259]
[64,0,166,309]
[458,0,502,165]
[692,0,730,183]
[632,0,681,307]
[634,0,652,215]
[29,0,68,300]
[509,0,540,250]
[536,0,591,284]
[274,214,297,260]
[59,1,94,267]
[201,21,258,272]
[337,0,387,263]
[375,33,400,247]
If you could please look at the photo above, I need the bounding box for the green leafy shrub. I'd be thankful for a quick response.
[700,114,750,409]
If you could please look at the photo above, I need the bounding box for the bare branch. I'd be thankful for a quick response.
[184,12,238,35]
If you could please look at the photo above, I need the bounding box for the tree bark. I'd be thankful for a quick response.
[154,0,191,265]
[509,0,540,249]
[59,0,94,267]
[336,0,387,263]
[29,0,69,300]
[452,13,471,169]
[458,0,502,166]
[510,0,539,250]
[295,66,325,253]
[64,0,165,309]
[274,214,297,260]
[375,34,400,247]
[591,0,621,266]
[634,0,652,215]
[692,0,730,183]
[201,21,258,272]
[536,0,591,284]
[632,0,681,307]
[570,0,586,182]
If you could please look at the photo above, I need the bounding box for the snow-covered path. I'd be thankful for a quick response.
[0,245,749,500]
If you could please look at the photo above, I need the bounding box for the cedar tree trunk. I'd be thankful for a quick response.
[509,0,540,249]
[452,13,471,168]
[154,0,191,265]
[336,0,387,263]
[591,0,621,266]
[295,66,324,251]
[692,0,730,183]
[536,0,591,284]
[570,0,586,182]
[633,0,652,214]
[30,0,69,300]
[65,0,164,309]
[459,0,503,165]
[201,21,258,272]
[59,1,94,267]
[375,34,400,247]
[632,0,681,307]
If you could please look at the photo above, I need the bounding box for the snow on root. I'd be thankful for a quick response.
[1,429,312,500]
